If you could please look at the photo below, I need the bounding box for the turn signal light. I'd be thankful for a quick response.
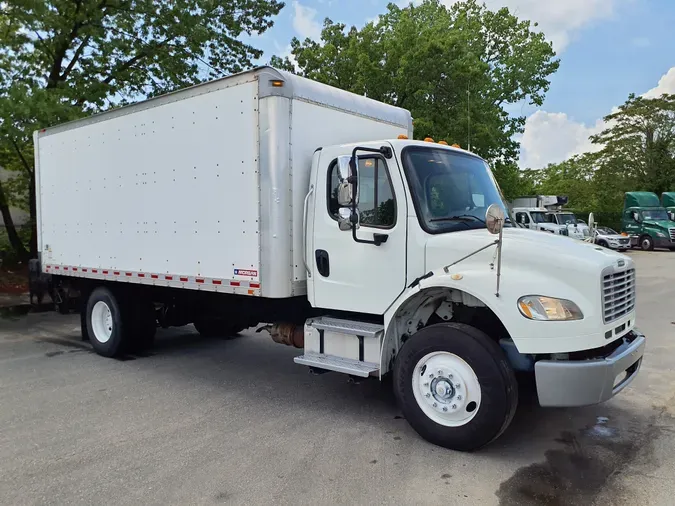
[270,80,284,87]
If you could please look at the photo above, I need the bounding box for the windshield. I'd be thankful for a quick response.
[556,213,578,225]
[402,147,509,233]
[642,209,669,221]
[597,227,618,235]
[530,211,547,223]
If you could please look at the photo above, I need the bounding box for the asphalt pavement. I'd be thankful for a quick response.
[0,251,674,505]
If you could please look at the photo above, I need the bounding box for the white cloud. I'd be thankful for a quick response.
[398,0,619,52]
[519,111,604,168]
[292,1,322,40]
[642,67,675,99]
[519,66,675,169]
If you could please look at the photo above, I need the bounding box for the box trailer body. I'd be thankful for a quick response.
[35,68,412,299]
[33,67,645,452]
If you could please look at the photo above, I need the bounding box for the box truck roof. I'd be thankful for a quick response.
[36,66,413,137]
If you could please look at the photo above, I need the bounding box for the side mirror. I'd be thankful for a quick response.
[336,155,358,207]
[486,204,505,235]
[336,181,353,207]
[337,207,359,231]
[669,211,674,221]
[632,212,641,223]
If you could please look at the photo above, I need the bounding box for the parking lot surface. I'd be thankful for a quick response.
[1,251,674,505]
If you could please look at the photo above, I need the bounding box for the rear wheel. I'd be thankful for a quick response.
[86,287,128,357]
[393,323,518,452]
[640,235,654,251]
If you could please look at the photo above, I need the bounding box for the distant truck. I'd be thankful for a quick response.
[622,192,675,250]
[662,192,675,221]
[32,67,646,452]
[511,196,589,240]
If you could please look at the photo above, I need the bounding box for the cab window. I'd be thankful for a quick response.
[328,157,396,228]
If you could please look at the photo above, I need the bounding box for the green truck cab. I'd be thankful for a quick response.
[663,192,675,221]
[622,191,675,251]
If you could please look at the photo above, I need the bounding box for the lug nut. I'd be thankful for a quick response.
[438,370,443,376]
[443,407,448,412]
[425,393,431,398]
[449,374,454,379]
[452,404,457,410]
[429,374,434,379]
[456,395,462,401]
[455,384,460,389]
[433,403,437,408]
[423,382,429,387]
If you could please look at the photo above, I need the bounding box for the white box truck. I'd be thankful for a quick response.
[33,67,645,451]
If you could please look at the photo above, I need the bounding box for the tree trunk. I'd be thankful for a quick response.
[29,172,37,258]
[0,177,29,262]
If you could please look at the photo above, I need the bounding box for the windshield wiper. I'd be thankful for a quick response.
[430,214,486,224]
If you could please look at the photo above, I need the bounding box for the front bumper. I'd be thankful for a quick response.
[535,330,645,407]
[655,237,675,248]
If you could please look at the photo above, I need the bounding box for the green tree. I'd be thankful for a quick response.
[0,0,284,261]
[272,0,558,170]
[590,93,675,200]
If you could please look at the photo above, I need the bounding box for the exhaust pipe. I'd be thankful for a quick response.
[256,323,304,348]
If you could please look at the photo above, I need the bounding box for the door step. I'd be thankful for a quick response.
[294,352,379,377]
[309,316,384,338]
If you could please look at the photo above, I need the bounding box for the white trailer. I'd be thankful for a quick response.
[34,67,645,451]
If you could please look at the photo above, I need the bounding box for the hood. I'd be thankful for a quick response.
[598,233,628,240]
[644,220,674,230]
[425,227,625,276]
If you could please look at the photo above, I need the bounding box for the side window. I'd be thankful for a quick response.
[516,212,530,225]
[548,214,557,224]
[327,157,396,228]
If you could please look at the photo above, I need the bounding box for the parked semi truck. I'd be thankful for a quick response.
[662,192,675,221]
[622,192,675,250]
[33,67,645,451]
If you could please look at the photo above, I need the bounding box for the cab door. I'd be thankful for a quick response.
[308,143,407,315]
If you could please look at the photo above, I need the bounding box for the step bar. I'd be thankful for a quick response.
[294,352,379,377]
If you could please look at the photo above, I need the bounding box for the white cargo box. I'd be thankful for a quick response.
[35,67,412,298]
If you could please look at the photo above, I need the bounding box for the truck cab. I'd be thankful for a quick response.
[540,211,589,240]
[622,191,675,250]
[300,138,644,450]
[512,207,548,230]
[662,192,675,221]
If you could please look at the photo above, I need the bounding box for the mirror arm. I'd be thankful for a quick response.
[346,145,394,247]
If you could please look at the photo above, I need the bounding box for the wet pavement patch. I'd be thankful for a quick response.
[496,416,654,505]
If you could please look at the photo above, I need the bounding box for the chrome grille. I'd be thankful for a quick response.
[602,268,636,324]
[670,228,675,241]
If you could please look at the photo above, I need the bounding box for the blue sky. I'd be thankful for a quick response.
[248,0,675,168]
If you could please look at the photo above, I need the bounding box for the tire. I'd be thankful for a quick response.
[193,317,245,338]
[85,286,129,357]
[640,235,654,251]
[393,323,518,452]
[597,240,609,248]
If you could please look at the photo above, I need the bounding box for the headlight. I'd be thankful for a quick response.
[656,231,666,238]
[518,296,584,321]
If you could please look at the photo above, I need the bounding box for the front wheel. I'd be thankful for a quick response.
[393,323,518,452]
[640,235,654,251]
